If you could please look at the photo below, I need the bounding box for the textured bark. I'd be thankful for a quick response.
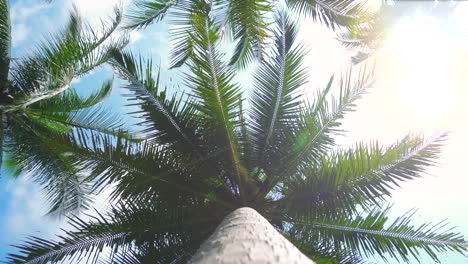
[189,207,315,264]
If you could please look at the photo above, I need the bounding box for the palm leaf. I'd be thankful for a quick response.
[124,0,177,30]
[259,66,374,198]
[31,79,113,112]
[168,0,198,68]
[286,0,372,30]
[287,66,374,171]
[9,6,126,99]
[6,200,215,264]
[25,106,128,139]
[4,114,93,215]
[278,133,447,218]
[288,206,468,263]
[227,0,271,68]
[185,0,248,198]
[250,11,307,172]
[109,49,201,155]
[285,235,368,264]
[58,129,226,207]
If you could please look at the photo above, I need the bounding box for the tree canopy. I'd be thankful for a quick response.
[3,0,468,263]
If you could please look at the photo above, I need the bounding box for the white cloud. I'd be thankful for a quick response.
[70,0,132,26]
[11,23,30,45]
[130,30,144,44]
[10,0,49,24]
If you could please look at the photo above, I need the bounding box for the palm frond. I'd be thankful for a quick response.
[168,0,198,68]
[4,114,93,215]
[285,234,368,264]
[6,199,214,264]
[287,66,374,171]
[341,133,447,198]
[9,6,126,97]
[259,66,374,198]
[227,0,271,68]
[124,0,177,30]
[186,0,247,197]
[289,206,468,263]
[31,79,113,112]
[58,129,211,206]
[286,0,373,30]
[25,105,129,139]
[250,11,307,172]
[278,133,447,218]
[0,0,10,88]
[109,49,201,155]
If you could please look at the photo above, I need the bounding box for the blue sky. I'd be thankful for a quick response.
[1,0,468,263]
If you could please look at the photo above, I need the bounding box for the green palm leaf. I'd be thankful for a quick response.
[288,66,374,170]
[8,6,126,104]
[289,206,468,263]
[286,0,372,30]
[227,0,271,68]
[31,79,113,112]
[250,11,307,171]
[124,0,177,30]
[278,133,447,217]
[185,0,247,198]
[4,114,93,215]
[109,49,201,155]
[58,130,228,207]
[6,200,215,264]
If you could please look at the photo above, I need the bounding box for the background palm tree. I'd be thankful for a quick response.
[5,1,467,263]
[0,0,128,215]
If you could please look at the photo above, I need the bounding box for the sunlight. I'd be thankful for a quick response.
[386,12,459,120]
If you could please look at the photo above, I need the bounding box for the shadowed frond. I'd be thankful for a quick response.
[289,206,468,263]
[56,129,213,206]
[6,200,215,264]
[3,114,93,215]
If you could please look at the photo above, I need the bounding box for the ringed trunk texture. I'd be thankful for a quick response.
[189,207,315,264]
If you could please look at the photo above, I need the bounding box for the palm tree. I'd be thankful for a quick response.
[5,1,467,263]
[0,0,128,215]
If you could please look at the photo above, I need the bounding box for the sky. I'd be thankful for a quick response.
[1,0,468,263]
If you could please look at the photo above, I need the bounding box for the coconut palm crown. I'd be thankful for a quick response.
[0,0,128,216]
[6,1,468,264]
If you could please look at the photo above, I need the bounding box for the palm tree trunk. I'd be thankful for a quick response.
[189,207,315,264]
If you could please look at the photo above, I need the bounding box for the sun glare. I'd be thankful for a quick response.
[386,12,459,120]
